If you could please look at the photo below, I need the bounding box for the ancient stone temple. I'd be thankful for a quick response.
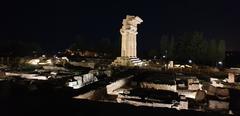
[112,15,143,66]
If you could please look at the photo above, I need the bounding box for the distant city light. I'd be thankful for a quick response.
[163,55,166,58]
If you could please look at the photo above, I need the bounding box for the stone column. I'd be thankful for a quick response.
[133,32,137,57]
[130,32,133,57]
[121,31,126,57]
[125,32,129,57]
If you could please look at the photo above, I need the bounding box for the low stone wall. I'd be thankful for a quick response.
[117,98,174,108]
[208,100,229,110]
[206,85,229,99]
[139,82,177,92]
[74,75,134,100]
[178,90,197,99]
[106,75,134,95]
[69,61,95,69]
[74,88,108,100]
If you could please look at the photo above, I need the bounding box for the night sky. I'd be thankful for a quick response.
[1,0,240,52]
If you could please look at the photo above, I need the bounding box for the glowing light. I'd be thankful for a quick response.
[218,61,223,65]
[162,55,166,58]
[188,59,192,64]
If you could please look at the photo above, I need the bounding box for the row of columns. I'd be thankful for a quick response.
[121,30,137,58]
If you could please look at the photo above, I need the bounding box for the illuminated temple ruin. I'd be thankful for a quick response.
[112,15,143,66]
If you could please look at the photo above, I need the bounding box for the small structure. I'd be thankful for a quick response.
[176,75,200,99]
[176,75,200,91]
[228,72,235,83]
[188,78,200,90]
[210,78,224,87]
[168,61,174,69]
[67,73,98,89]
[225,68,240,83]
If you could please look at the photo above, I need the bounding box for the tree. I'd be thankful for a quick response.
[208,39,217,65]
[190,32,204,63]
[0,40,42,57]
[148,49,158,58]
[175,33,189,62]
[175,32,206,64]
[98,38,112,53]
[159,32,223,66]
[199,39,208,64]
[217,40,226,61]
[160,35,169,56]
[175,32,196,63]
[168,35,175,60]
[69,35,86,51]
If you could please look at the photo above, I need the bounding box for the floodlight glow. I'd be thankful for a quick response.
[188,59,192,63]
[218,61,223,65]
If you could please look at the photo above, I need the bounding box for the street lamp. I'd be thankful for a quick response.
[188,59,192,64]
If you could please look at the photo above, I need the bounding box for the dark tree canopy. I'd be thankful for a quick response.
[157,32,226,66]
[0,40,41,57]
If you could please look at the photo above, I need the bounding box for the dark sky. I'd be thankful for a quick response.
[1,0,240,51]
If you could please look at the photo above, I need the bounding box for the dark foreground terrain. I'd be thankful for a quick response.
[0,80,234,116]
